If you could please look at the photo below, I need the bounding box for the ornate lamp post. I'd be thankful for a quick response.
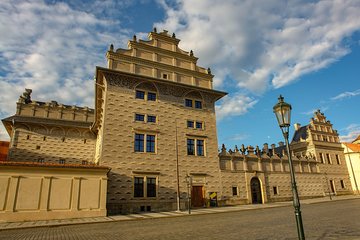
[273,95,305,240]
[185,174,192,214]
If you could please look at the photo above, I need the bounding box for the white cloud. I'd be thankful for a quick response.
[156,0,360,118]
[301,106,329,116]
[331,89,360,100]
[339,124,360,142]
[226,133,249,142]
[215,94,258,120]
[0,0,136,140]
[0,125,9,141]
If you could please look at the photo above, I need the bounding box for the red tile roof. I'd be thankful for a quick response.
[0,141,9,161]
[344,143,360,152]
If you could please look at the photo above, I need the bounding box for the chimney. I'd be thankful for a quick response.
[294,123,301,131]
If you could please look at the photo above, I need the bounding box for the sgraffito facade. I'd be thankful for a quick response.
[1,30,353,219]
[91,29,226,214]
[218,110,352,205]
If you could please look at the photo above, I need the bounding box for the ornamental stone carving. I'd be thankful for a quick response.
[104,72,141,89]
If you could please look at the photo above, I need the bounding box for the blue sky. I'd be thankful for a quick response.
[0,0,359,149]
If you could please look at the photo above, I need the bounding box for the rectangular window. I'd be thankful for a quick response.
[197,139,204,156]
[340,180,345,189]
[185,99,193,107]
[195,100,202,109]
[196,121,203,129]
[147,92,157,101]
[326,153,331,164]
[147,177,157,197]
[135,114,145,122]
[136,90,145,99]
[336,155,341,164]
[147,115,157,123]
[232,186,238,196]
[146,135,156,153]
[187,120,194,128]
[187,139,195,155]
[135,134,144,152]
[273,186,278,195]
[319,153,324,163]
[134,177,144,197]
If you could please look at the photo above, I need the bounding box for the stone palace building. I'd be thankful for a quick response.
[1,29,352,218]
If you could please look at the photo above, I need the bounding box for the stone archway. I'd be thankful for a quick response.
[250,177,262,204]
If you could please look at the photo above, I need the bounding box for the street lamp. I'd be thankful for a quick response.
[185,174,192,214]
[273,95,305,240]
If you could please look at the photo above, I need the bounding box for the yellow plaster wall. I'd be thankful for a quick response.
[0,164,108,222]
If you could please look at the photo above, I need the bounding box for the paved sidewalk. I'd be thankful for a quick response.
[0,195,359,231]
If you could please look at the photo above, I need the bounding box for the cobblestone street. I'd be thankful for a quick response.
[1,198,360,239]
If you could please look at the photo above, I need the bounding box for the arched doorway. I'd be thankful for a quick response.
[250,177,262,204]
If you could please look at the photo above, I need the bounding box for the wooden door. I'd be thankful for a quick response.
[250,177,262,204]
[191,186,204,207]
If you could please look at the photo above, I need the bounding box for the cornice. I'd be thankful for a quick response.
[97,67,226,98]
[127,41,198,62]
[107,52,213,80]
[2,115,92,129]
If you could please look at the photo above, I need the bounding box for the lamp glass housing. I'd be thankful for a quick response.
[273,95,292,128]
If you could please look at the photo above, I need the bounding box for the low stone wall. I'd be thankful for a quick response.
[0,161,109,222]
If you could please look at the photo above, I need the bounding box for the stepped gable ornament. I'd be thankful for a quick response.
[262,143,269,154]
[219,143,230,157]
[255,145,261,156]
[240,144,246,155]
[19,88,32,104]
[247,145,255,154]
[234,145,239,152]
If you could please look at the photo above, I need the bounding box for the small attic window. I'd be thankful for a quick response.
[162,73,169,79]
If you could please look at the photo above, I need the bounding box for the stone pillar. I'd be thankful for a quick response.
[5,176,20,212]
[39,176,52,211]
[71,177,81,211]
[243,157,248,171]
[257,158,263,172]
[280,159,284,172]
[99,177,108,211]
